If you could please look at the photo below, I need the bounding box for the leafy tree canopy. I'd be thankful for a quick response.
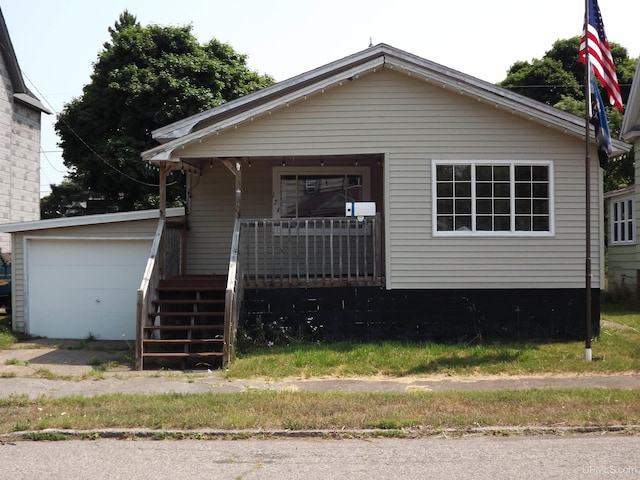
[40,181,89,219]
[499,36,637,191]
[50,11,274,215]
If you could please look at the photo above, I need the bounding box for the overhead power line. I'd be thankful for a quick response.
[20,70,178,188]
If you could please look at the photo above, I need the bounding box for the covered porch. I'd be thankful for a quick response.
[135,154,385,369]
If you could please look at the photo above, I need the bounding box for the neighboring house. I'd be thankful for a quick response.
[1,44,630,370]
[609,58,640,295]
[0,8,50,253]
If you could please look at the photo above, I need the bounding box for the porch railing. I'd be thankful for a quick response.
[240,215,382,288]
[135,219,184,370]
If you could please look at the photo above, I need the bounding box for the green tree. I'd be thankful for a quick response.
[53,11,273,214]
[499,57,582,106]
[40,181,89,218]
[499,37,637,191]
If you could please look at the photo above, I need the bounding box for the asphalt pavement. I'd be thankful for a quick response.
[2,435,640,480]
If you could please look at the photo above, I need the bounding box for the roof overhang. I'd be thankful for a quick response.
[621,57,640,142]
[0,207,185,234]
[604,185,635,199]
[0,9,50,115]
[14,92,51,114]
[142,43,631,164]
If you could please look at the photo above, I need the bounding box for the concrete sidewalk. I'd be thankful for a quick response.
[2,372,640,399]
[1,340,639,398]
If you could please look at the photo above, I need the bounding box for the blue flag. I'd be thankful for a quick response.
[589,69,613,169]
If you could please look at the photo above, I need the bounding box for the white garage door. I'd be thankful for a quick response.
[27,239,151,340]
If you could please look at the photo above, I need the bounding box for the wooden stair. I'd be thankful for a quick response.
[141,275,227,369]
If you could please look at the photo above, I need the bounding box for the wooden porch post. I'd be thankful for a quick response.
[235,161,242,218]
[221,159,242,218]
[221,158,243,367]
[158,161,175,278]
[159,161,171,221]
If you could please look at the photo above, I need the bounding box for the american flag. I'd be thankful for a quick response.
[579,0,624,113]
[589,67,613,168]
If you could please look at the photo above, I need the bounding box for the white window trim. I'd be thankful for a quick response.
[609,195,636,246]
[272,166,371,218]
[431,160,555,237]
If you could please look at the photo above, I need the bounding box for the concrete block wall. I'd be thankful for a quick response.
[0,55,42,254]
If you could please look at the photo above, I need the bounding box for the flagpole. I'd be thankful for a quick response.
[583,0,593,362]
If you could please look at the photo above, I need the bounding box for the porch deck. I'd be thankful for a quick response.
[136,215,383,369]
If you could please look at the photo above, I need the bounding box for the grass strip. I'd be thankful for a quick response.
[1,388,638,434]
[226,303,640,379]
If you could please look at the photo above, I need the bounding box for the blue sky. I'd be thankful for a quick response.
[2,0,640,197]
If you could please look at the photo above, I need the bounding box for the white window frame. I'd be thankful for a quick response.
[431,160,555,237]
[610,195,635,245]
[272,166,371,218]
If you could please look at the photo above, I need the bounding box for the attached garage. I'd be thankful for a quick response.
[0,208,185,339]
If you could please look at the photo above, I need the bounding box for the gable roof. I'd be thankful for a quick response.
[0,8,50,114]
[621,57,640,141]
[142,43,630,162]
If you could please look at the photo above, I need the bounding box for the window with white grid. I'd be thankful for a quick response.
[433,160,554,236]
[610,197,635,245]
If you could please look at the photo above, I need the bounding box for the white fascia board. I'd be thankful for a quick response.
[604,185,635,199]
[384,54,630,155]
[621,57,640,141]
[384,56,606,146]
[143,57,385,163]
[0,207,185,233]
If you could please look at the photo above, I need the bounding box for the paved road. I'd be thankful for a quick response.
[1,435,639,479]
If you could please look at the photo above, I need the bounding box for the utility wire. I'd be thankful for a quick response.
[40,148,67,174]
[20,70,179,188]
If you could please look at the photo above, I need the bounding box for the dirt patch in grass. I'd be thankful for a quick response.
[0,339,134,378]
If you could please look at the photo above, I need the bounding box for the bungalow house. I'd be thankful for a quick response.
[607,59,640,295]
[135,43,630,369]
[1,44,630,370]
[0,8,50,253]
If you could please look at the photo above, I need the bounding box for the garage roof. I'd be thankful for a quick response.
[0,207,185,233]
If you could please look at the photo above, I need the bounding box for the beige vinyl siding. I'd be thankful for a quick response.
[186,166,236,275]
[8,218,159,332]
[386,135,600,290]
[186,159,279,275]
[180,68,600,290]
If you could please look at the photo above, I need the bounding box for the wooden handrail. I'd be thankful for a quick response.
[135,218,166,370]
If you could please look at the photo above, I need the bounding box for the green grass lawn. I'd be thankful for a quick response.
[1,303,639,437]
[2,388,639,436]
[225,302,640,379]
